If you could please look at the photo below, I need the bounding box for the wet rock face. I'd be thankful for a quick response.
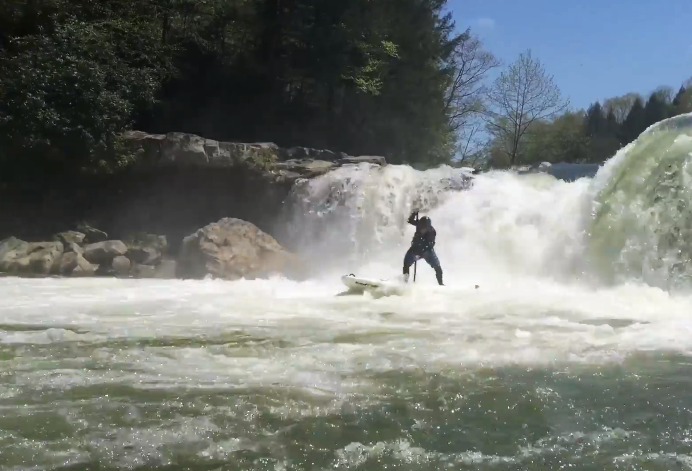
[1,131,392,258]
[122,130,388,182]
[0,132,401,280]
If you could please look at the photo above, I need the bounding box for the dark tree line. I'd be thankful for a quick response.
[580,84,692,163]
[1,0,498,185]
[4,0,683,179]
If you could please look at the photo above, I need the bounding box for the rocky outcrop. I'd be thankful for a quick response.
[1,219,304,281]
[1,220,302,281]
[177,218,302,280]
[0,238,63,275]
[0,226,176,279]
[0,132,391,255]
[122,131,387,182]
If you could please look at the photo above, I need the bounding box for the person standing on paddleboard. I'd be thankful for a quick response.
[403,211,444,285]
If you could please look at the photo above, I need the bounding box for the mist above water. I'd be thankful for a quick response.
[280,112,692,292]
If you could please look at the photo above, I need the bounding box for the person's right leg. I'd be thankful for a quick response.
[422,249,444,285]
[402,248,416,282]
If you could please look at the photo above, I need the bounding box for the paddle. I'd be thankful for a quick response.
[413,211,419,283]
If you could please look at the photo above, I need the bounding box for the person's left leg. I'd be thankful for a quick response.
[423,249,444,285]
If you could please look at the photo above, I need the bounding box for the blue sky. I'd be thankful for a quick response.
[447,0,691,110]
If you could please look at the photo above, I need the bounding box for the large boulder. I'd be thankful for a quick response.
[0,238,63,275]
[60,252,98,277]
[59,252,79,274]
[0,237,25,261]
[124,232,167,266]
[127,247,161,266]
[76,223,109,244]
[112,256,131,276]
[177,218,301,280]
[83,240,128,265]
[53,231,86,246]
[53,231,85,255]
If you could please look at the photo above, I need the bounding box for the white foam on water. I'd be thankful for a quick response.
[3,113,692,397]
[2,273,692,397]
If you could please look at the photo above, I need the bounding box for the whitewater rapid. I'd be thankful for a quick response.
[5,114,692,469]
[5,115,692,374]
[4,111,692,379]
[2,273,691,378]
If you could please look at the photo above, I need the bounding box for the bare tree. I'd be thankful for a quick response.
[456,121,495,166]
[653,85,675,104]
[485,49,569,166]
[603,93,641,123]
[445,30,501,135]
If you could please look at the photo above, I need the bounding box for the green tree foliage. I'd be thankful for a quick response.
[643,93,668,131]
[0,0,175,182]
[671,85,692,116]
[483,70,692,168]
[583,102,605,137]
[0,0,470,182]
[603,93,641,124]
[0,18,174,178]
[672,86,687,108]
[486,111,589,167]
[620,96,646,144]
[576,102,620,163]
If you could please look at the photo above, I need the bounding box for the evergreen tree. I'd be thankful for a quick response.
[670,85,689,117]
[672,86,686,108]
[581,102,622,163]
[584,101,605,136]
[605,109,619,135]
[643,92,667,128]
[621,97,646,143]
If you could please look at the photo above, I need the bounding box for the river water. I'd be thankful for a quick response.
[3,114,692,470]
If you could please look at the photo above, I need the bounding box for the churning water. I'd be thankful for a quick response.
[3,114,692,470]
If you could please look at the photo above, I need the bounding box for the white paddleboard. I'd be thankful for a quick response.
[341,274,388,291]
